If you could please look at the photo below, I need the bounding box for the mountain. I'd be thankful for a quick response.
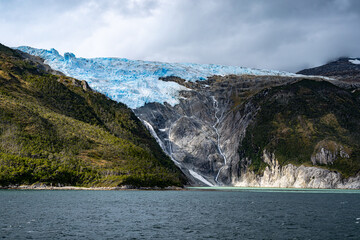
[15,46,360,188]
[135,76,360,188]
[298,57,360,84]
[0,43,186,188]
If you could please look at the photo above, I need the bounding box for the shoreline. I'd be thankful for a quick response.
[189,186,360,191]
[0,184,185,191]
[2,185,360,191]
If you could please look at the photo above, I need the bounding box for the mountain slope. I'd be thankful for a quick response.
[297,57,360,84]
[135,75,360,188]
[134,75,300,186]
[0,43,185,187]
[240,79,360,179]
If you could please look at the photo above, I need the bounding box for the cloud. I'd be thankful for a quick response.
[0,0,359,72]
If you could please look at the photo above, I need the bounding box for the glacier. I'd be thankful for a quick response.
[16,46,299,108]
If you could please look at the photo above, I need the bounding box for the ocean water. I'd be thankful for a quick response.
[0,188,359,239]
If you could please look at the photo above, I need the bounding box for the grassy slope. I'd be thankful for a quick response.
[239,79,360,178]
[0,44,186,187]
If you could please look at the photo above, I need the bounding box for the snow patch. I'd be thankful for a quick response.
[349,59,360,65]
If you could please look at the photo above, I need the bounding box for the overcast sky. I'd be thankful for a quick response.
[1,0,359,72]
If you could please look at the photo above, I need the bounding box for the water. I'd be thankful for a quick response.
[1,188,359,239]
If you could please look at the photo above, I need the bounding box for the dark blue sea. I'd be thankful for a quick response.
[1,187,359,239]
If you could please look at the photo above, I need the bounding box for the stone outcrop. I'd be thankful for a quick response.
[235,151,360,189]
[311,141,350,165]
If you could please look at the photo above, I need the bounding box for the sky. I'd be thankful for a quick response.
[0,0,360,72]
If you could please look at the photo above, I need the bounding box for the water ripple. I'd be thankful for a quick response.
[0,190,359,239]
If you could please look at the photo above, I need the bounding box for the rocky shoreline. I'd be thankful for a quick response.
[233,151,360,189]
[0,184,185,191]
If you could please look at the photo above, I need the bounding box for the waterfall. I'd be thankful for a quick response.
[142,119,214,186]
[211,96,227,185]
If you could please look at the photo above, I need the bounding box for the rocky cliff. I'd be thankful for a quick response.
[135,76,360,189]
[235,150,360,189]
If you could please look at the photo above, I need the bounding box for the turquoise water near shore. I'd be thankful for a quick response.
[1,189,359,239]
[189,186,360,194]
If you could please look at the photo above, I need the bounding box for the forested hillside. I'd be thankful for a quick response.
[0,43,186,187]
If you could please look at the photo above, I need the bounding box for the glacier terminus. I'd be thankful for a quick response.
[16,46,299,109]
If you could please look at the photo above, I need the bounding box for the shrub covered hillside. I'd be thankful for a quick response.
[0,43,186,187]
[240,79,360,178]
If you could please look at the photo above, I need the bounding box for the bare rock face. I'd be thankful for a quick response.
[81,80,92,91]
[312,148,337,165]
[311,141,350,165]
[234,150,360,189]
[134,75,295,186]
[134,75,360,189]
[135,86,227,186]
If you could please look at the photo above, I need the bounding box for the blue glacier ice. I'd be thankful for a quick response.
[16,46,299,108]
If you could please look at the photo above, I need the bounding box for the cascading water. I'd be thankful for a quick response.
[141,119,181,166]
[143,118,214,186]
[211,96,227,185]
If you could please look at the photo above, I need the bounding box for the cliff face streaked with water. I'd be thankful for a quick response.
[15,46,360,189]
[135,75,360,188]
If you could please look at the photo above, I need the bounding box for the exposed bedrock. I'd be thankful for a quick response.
[235,151,360,189]
[135,75,360,188]
[135,75,290,186]
[135,88,227,186]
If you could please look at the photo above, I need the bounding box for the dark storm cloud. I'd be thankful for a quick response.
[0,0,359,72]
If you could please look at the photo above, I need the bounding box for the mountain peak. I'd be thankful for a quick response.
[297,57,360,83]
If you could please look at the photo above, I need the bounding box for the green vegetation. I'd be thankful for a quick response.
[0,43,186,187]
[240,79,360,177]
